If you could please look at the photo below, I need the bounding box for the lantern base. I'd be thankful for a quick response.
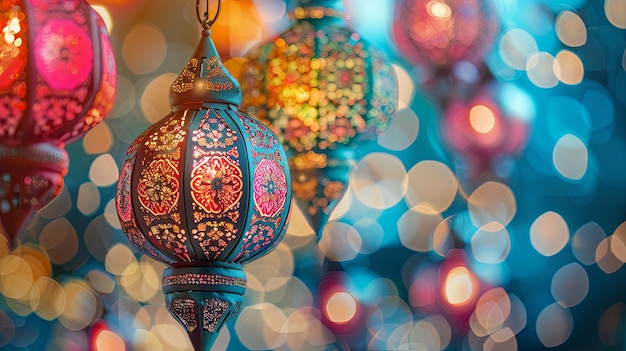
[0,143,69,249]
[162,263,247,351]
[290,150,352,240]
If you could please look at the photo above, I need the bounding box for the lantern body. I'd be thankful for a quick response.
[0,0,116,247]
[393,0,498,68]
[241,1,398,237]
[116,26,291,351]
[442,82,531,179]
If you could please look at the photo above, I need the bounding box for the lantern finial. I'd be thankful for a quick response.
[170,0,241,108]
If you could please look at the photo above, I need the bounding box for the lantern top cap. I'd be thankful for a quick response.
[169,1,242,108]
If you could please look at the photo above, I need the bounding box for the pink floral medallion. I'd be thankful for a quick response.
[137,159,180,216]
[191,155,243,214]
[34,19,93,90]
[253,159,287,217]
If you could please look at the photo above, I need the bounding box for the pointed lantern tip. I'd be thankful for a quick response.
[170,26,242,109]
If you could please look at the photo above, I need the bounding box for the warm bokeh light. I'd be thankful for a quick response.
[468,182,517,227]
[377,108,420,151]
[89,154,120,187]
[527,52,560,88]
[555,10,587,47]
[59,280,100,331]
[427,0,452,18]
[554,50,584,85]
[469,105,496,134]
[139,73,178,123]
[444,267,475,306]
[530,211,570,257]
[77,182,101,216]
[398,207,443,252]
[122,23,167,75]
[350,153,408,210]
[95,330,126,351]
[498,28,538,70]
[405,161,458,213]
[536,303,573,348]
[325,292,357,324]
[318,221,362,262]
[552,133,588,180]
[83,122,114,155]
[605,0,626,28]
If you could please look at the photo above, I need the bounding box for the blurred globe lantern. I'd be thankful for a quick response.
[115,4,292,350]
[392,0,498,107]
[442,81,533,180]
[240,0,398,238]
[0,0,116,248]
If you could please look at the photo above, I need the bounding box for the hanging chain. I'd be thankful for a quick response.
[195,0,222,26]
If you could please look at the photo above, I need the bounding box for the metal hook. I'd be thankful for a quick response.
[196,0,222,26]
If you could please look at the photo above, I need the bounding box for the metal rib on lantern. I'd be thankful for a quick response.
[0,0,116,248]
[240,0,398,239]
[115,3,292,350]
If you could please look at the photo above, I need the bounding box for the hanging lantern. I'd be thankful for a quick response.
[240,0,398,238]
[0,0,116,248]
[392,0,498,108]
[393,0,498,68]
[115,2,292,350]
[409,249,483,334]
[441,81,532,179]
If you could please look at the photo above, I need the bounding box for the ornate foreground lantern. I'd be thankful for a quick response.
[240,0,398,239]
[0,0,116,248]
[115,2,292,350]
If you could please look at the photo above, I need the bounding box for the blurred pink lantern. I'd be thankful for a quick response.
[409,249,484,333]
[0,0,116,248]
[441,82,532,179]
[393,0,498,68]
[393,0,499,107]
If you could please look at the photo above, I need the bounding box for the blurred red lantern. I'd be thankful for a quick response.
[409,249,483,333]
[442,81,532,179]
[0,0,116,247]
[116,7,291,350]
[393,0,499,108]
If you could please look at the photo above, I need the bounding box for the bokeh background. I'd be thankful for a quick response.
[1,0,626,350]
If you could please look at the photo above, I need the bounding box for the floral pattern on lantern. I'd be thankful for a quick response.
[34,19,93,90]
[191,155,244,214]
[138,159,181,216]
[243,19,397,153]
[253,159,288,217]
[0,1,116,248]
